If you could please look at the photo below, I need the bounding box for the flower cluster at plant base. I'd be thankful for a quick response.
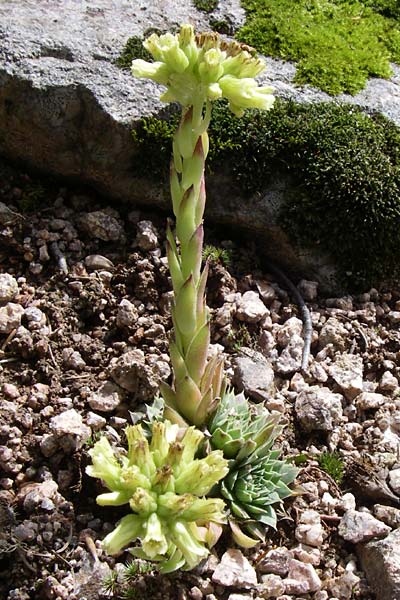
[209,389,299,547]
[132,25,274,427]
[86,421,228,572]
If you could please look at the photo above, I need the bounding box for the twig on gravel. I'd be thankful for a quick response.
[47,343,57,368]
[1,328,17,351]
[320,514,341,524]
[81,533,99,563]
[0,357,18,364]
[16,548,36,573]
[264,262,313,371]
[49,241,68,274]
[55,523,73,555]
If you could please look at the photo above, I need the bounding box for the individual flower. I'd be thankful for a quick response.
[86,421,228,572]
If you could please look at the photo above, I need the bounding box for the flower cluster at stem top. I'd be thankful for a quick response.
[131,24,274,117]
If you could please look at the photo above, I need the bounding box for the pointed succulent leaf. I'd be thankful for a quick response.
[175,275,197,336]
[194,173,206,227]
[181,138,204,191]
[193,385,214,426]
[229,519,259,548]
[163,402,190,429]
[170,304,183,354]
[175,375,203,425]
[169,341,189,386]
[170,164,183,217]
[176,107,198,159]
[181,223,204,281]
[184,320,210,383]
[166,239,183,294]
[176,186,196,245]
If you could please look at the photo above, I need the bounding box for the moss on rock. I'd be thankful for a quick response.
[132,99,400,287]
[237,0,400,95]
[115,35,153,69]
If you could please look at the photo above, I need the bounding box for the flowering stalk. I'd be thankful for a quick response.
[132,25,274,427]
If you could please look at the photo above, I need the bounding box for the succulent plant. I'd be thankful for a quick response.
[208,388,282,460]
[86,420,228,572]
[208,389,299,547]
[132,25,274,426]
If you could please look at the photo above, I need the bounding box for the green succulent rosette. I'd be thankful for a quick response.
[86,421,228,572]
[208,389,299,547]
[208,388,282,459]
[131,25,274,427]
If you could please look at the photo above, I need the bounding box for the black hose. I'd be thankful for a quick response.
[265,261,312,371]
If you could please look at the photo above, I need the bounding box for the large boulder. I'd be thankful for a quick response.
[1,1,399,289]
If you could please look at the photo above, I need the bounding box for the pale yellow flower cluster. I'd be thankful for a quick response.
[132,24,274,117]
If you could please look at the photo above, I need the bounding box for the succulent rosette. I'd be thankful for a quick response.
[208,389,299,547]
[208,388,282,459]
[86,421,228,572]
[132,25,274,427]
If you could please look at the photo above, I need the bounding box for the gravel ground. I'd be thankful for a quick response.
[1,158,400,600]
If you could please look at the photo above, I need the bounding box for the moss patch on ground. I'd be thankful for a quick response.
[132,100,400,287]
[237,0,400,95]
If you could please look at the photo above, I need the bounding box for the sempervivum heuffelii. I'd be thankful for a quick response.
[132,25,274,426]
[208,389,299,546]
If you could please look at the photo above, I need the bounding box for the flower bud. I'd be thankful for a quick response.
[131,59,170,85]
[142,513,168,558]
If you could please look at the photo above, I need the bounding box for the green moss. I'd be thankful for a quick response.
[131,110,180,179]
[115,35,153,69]
[237,0,400,95]
[363,0,400,19]
[193,0,219,13]
[132,99,400,287]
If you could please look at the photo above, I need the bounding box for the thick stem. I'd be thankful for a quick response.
[163,101,224,426]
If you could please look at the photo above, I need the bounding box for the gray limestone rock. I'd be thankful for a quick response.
[0,274,19,304]
[358,529,400,600]
[328,354,363,401]
[88,381,125,413]
[84,254,115,271]
[2,2,399,289]
[295,386,343,432]
[77,210,124,241]
[232,349,275,402]
[212,549,257,588]
[134,220,159,251]
[49,408,91,452]
[109,348,170,401]
[0,302,24,334]
[284,559,321,594]
[235,291,269,323]
[339,509,390,544]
